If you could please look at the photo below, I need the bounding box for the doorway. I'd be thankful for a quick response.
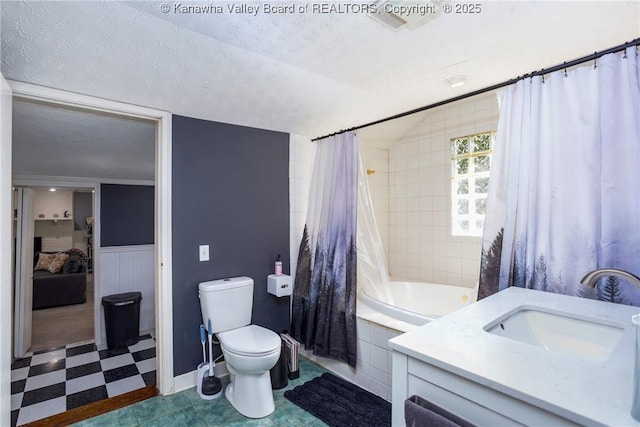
[26,187,96,353]
[3,80,174,425]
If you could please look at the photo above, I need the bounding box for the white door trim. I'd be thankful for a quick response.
[1,75,13,425]
[8,81,175,396]
[14,188,34,357]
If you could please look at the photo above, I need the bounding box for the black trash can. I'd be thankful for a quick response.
[102,292,142,350]
[270,339,288,390]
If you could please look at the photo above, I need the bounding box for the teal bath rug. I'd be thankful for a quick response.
[284,372,391,427]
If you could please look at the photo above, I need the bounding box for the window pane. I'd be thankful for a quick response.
[456,179,468,195]
[456,158,468,174]
[457,199,469,215]
[475,198,486,214]
[473,134,491,152]
[474,155,490,172]
[458,220,469,231]
[453,138,469,155]
[475,177,489,193]
[475,219,484,229]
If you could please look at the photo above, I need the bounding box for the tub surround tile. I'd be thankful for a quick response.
[369,345,388,373]
[369,323,389,348]
[369,365,391,387]
[357,339,370,364]
[356,317,370,341]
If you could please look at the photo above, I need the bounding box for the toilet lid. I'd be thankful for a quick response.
[218,325,280,356]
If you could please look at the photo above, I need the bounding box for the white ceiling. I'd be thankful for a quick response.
[2,1,639,179]
[12,99,156,181]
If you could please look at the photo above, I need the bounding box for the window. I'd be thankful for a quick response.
[451,131,495,237]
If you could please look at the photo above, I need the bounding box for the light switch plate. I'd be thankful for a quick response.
[199,245,209,262]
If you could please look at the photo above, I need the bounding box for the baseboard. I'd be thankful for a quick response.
[173,361,229,394]
[173,370,196,393]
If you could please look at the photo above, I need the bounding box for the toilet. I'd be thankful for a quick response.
[198,277,281,418]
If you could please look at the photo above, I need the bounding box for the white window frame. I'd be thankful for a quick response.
[450,130,496,237]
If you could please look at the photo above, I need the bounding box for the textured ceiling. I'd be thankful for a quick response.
[2,1,640,160]
[12,99,155,181]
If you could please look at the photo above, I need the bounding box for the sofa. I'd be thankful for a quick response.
[33,251,87,310]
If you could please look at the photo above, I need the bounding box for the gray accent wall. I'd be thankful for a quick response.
[100,184,154,247]
[73,191,92,231]
[172,115,290,376]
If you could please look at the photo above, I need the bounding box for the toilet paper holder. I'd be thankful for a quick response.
[268,274,292,297]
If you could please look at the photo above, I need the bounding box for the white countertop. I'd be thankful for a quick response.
[388,287,640,426]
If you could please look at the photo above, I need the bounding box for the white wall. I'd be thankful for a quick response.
[33,188,72,219]
[386,92,499,287]
[97,245,155,342]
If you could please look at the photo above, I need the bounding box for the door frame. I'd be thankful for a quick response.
[1,75,13,424]
[6,81,174,396]
[13,187,34,358]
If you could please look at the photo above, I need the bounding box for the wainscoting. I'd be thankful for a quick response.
[97,245,154,343]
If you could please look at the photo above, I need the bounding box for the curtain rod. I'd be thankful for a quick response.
[312,38,640,142]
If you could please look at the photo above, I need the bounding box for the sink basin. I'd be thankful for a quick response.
[484,305,626,362]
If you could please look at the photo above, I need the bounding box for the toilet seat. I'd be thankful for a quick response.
[218,325,280,357]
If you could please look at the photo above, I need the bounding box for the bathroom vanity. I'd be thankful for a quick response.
[389,287,640,426]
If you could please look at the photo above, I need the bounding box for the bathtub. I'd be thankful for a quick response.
[357,280,478,332]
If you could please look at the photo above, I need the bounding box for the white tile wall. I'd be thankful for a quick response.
[364,92,500,288]
[361,146,390,264]
[300,317,402,401]
[289,134,314,281]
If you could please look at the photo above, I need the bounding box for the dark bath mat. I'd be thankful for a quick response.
[284,372,391,427]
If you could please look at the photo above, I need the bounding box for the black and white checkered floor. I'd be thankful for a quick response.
[10,334,156,427]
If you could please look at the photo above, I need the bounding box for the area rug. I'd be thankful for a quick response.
[284,372,391,427]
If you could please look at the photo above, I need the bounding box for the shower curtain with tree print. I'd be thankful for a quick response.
[291,132,358,368]
[479,46,640,305]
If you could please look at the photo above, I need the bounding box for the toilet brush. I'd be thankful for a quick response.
[200,324,207,365]
[199,318,222,398]
[208,318,214,377]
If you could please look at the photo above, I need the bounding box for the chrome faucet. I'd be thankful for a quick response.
[580,268,640,289]
[581,269,640,422]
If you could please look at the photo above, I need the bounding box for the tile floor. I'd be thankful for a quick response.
[11,334,156,426]
[70,357,329,426]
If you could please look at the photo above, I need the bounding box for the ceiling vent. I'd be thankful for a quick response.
[369,0,442,31]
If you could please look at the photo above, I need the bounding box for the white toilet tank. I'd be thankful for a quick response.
[199,276,254,334]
